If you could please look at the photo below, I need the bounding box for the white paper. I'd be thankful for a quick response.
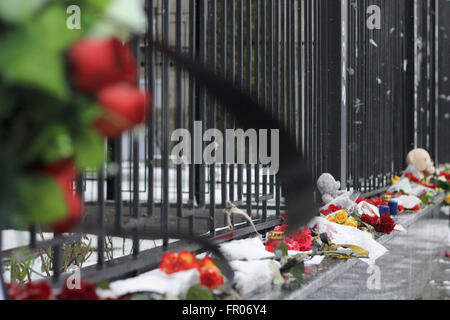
[0,281,5,300]
[308,217,388,265]
[230,260,279,296]
[109,268,200,298]
[219,237,275,261]
[357,201,380,217]
[396,195,422,209]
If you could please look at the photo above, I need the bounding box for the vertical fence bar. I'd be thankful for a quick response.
[209,0,217,235]
[146,0,155,218]
[161,0,170,249]
[237,0,244,203]
[262,0,269,220]
[246,0,253,216]
[188,0,197,235]
[221,0,228,210]
[175,0,183,233]
[196,0,207,208]
[229,0,235,204]
[97,163,105,266]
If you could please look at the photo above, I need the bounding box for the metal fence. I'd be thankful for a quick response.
[1,0,448,287]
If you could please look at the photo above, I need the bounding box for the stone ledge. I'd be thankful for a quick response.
[247,194,448,300]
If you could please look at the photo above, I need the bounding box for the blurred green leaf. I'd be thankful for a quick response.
[73,127,105,169]
[0,0,48,24]
[280,242,288,257]
[185,285,214,301]
[290,262,304,280]
[0,5,81,97]
[17,173,67,224]
[97,279,110,290]
[24,124,74,164]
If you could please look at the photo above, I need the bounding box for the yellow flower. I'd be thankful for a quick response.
[446,193,450,205]
[335,210,348,224]
[344,217,358,228]
[392,176,400,185]
[436,187,444,193]
[326,215,336,223]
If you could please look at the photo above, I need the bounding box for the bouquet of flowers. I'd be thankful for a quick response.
[0,0,150,231]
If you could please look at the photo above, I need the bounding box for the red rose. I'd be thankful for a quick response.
[285,228,312,252]
[7,281,22,300]
[69,38,137,93]
[175,251,200,272]
[8,281,52,300]
[274,224,288,232]
[360,214,379,227]
[56,280,99,300]
[38,159,83,234]
[159,252,179,274]
[159,251,200,274]
[328,205,343,212]
[374,214,395,234]
[95,83,151,138]
[413,204,421,211]
[320,209,331,216]
[199,267,223,289]
[361,214,395,234]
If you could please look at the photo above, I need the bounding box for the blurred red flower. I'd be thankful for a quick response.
[95,83,151,138]
[361,213,395,234]
[69,38,137,94]
[38,159,83,234]
[285,228,312,252]
[56,280,99,300]
[199,267,223,289]
[8,281,52,300]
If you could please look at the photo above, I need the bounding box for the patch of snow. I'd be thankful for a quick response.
[308,217,388,265]
[219,237,274,261]
[230,260,278,296]
[108,268,199,298]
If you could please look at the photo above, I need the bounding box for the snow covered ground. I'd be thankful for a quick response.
[1,230,177,283]
[83,162,279,205]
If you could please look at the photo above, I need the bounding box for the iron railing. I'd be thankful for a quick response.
[1,0,448,289]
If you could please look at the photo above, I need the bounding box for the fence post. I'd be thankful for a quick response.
[321,0,346,187]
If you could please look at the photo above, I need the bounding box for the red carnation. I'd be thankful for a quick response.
[8,281,52,300]
[69,38,137,93]
[285,228,312,252]
[95,83,151,138]
[38,159,83,234]
[360,214,379,227]
[274,224,288,232]
[360,213,395,234]
[374,214,395,234]
[159,252,179,274]
[56,280,99,300]
[199,267,224,289]
[159,251,200,274]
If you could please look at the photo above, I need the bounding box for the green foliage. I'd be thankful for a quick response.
[0,4,81,97]
[0,0,48,24]
[279,242,288,257]
[0,0,138,229]
[185,285,214,301]
[17,173,67,224]
[289,262,305,280]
